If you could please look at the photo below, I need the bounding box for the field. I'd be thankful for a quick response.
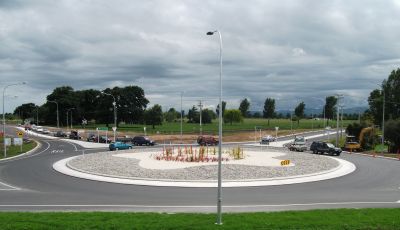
[82,118,354,135]
[0,209,398,229]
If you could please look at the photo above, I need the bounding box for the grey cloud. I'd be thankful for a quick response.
[1,0,400,113]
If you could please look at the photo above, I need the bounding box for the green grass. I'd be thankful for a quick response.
[0,137,37,159]
[0,209,398,229]
[80,118,353,135]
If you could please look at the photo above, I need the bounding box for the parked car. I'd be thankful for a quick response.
[260,135,276,145]
[87,133,97,142]
[116,136,132,143]
[288,136,307,152]
[87,135,111,143]
[54,130,68,137]
[69,130,81,140]
[310,141,342,156]
[42,129,50,134]
[109,141,133,151]
[197,136,219,146]
[132,136,155,146]
[36,126,44,133]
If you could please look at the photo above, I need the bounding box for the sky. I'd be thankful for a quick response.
[1,0,400,113]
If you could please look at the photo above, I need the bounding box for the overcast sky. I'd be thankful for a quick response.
[1,0,400,113]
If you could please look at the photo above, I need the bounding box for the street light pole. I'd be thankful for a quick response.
[207,29,223,225]
[335,94,343,146]
[48,100,59,129]
[180,92,183,143]
[66,108,75,129]
[101,92,117,142]
[2,82,26,158]
[381,87,385,155]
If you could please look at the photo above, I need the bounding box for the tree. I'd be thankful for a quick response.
[223,109,243,125]
[144,104,163,129]
[263,98,275,126]
[324,96,337,121]
[238,98,250,117]
[216,101,226,117]
[13,103,37,122]
[200,109,215,124]
[294,102,306,124]
[383,69,400,120]
[187,105,198,123]
[384,119,400,153]
[164,108,177,122]
[367,89,383,126]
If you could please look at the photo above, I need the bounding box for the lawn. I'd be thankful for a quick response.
[0,209,398,229]
[81,118,354,135]
[0,137,37,159]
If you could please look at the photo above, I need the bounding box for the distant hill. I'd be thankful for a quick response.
[249,106,368,117]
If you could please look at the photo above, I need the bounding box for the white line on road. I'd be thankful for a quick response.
[0,181,20,191]
[0,201,398,208]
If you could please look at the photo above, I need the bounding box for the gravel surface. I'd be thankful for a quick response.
[68,148,340,181]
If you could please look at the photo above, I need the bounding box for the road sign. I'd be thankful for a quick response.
[13,138,23,146]
[280,160,290,166]
[97,127,108,131]
[17,131,23,137]
[112,127,117,132]
[4,138,11,146]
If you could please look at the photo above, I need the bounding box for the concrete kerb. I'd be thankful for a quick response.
[53,156,356,188]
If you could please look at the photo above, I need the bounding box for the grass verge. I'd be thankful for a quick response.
[0,138,37,159]
[0,208,399,229]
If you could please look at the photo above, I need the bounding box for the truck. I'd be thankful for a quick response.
[288,136,307,152]
[344,127,373,152]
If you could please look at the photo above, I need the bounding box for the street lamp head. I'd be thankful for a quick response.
[206,31,214,35]
[22,81,26,85]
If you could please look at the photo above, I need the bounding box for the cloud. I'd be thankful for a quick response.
[1,0,400,113]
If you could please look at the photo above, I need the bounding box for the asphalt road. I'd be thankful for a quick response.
[0,126,399,212]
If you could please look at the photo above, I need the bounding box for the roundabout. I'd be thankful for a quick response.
[54,147,356,187]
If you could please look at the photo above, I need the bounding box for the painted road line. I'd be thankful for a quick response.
[0,181,20,191]
[0,201,397,208]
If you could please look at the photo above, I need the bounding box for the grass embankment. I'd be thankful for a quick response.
[0,137,37,159]
[0,209,398,229]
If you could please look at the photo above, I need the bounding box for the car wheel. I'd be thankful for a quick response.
[115,148,119,151]
[128,146,132,149]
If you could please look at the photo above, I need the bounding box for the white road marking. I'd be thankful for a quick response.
[0,141,50,164]
[0,181,20,191]
[0,201,397,208]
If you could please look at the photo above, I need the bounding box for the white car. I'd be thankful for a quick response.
[260,135,276,144]
[36,126,44,133]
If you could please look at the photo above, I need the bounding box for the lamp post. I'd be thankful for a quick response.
[66,108,75,129]
[180,91,183,143]
[207,29,223,225]
[99,92,117,142]
[48,100,59,129]
[335,94,343,146]
[36,106,39,125]
[3,82,26,158]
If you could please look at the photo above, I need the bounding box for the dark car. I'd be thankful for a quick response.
[69,130,81,140]
[116,136,132,143]
[87,133,96,142]
[109,142,133,151]
[197,136,219,146]
[132,136,155,146]
[310,141,341,156]
[54,130,68,137]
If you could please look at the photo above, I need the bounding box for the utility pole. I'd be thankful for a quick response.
[335,94,343,146]
[198,100,203,135]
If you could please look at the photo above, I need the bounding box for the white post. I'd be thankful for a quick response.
[207,29,223,225]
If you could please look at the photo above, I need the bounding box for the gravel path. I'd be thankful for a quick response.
[68,148,340,181]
